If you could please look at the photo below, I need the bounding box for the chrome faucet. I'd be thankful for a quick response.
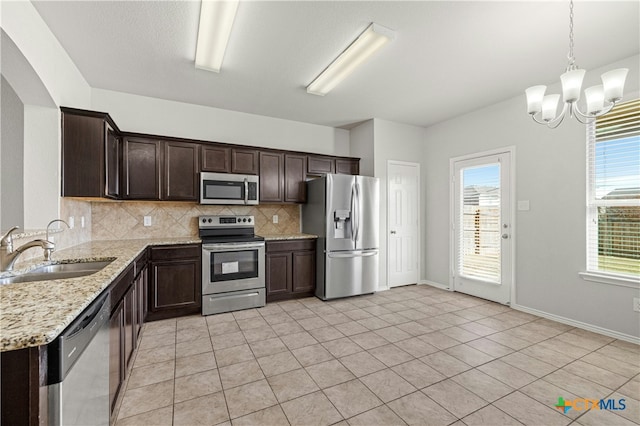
[0,226,55,272]
[45,219,70,261]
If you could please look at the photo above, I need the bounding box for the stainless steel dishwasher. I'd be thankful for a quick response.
[45,291,110,425]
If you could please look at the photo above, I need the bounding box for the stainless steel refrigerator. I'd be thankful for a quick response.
[302,174,379,300]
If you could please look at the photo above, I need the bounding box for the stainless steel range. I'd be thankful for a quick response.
[199,215,265,315]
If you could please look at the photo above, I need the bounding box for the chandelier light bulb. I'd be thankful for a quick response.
[525,85,547,114]
[542,94,560,121]
[560,69,586,103]
[585,85,605,115]
[602,68,629,103]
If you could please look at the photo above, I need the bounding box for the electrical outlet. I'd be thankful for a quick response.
[68,216,75,229]
[633,297,640,313]
[80,216,85,228]
[143,216,152,227]
[272,215,278,224]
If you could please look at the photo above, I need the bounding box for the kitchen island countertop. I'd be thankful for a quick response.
[0,237,200,352]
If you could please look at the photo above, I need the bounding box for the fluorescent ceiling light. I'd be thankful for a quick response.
[307,23,395,96]
[195,0,239,73]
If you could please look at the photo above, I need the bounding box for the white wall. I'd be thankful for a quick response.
[350,119,426,290]
[350,120,375,176]
[91,89,350,157]
[1,77,24,230]
[1,0,92,230]
[423,55,640,339]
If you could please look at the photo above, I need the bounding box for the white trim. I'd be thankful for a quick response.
[512,303,640,345]
[387,160,421,289]
[579,271,640,289]
[419,279,451,291]
[449,146,516,306]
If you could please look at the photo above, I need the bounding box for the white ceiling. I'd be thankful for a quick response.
[32,1,639,128]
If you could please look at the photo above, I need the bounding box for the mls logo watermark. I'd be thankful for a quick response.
[555,396,626,414]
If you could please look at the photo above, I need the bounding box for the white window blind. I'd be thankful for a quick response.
[460,164,501,283]
[587,98,640,277]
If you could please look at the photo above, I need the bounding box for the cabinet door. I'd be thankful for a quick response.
[109,301,124,415]
[163,141,199,200]
[335,159,359,175]
[202,145,231,173]
[135,268,146,340]
[61,112,105,197]
[231,149,259,175]
[285,154,306,203]
[266,252,291,297]
[260,152,284,203]
[105,126,120,198]
[307,156,335,176]
[292,251,316,293]
[149,259,201,320]
[123,285,136,368]
[123,137,161,199]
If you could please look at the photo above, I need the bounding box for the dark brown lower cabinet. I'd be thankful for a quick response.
[266,239,316,302]
[147,244,201,321]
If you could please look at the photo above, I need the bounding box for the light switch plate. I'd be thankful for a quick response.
[143,216,152,227]
[68,216,75,229]
[517,200,530,211]
[273,215,279,224]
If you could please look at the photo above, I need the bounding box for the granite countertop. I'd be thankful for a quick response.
[260,233,317,241]
[0,237,200,352]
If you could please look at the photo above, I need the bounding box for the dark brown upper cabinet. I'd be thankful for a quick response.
[122,137,161,200]
[307,155,335,176]
[163,141,199,200]
[335,158,360,175]
[259,151,284,203]
[61,108,120,198]
[201,145,231,173]
[284,154,306,203]
[231,149,259,175]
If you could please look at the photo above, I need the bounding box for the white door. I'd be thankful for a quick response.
[388,161,419,287]
[452,151,512,304]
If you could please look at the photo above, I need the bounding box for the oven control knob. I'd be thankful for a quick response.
[202,218,206,223]
[208,218,212,223]
[248,218,252,222]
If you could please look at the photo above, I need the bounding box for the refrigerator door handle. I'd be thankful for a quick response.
[328,250,378,258]
[350,183,356,245]
[354,182,361,244]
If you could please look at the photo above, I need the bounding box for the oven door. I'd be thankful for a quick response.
[202,242,265,294]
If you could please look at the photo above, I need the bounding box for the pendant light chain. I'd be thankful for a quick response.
[567,0,575,70]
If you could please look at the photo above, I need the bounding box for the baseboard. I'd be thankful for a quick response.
[512,303,640,345]
[419,280,451,291]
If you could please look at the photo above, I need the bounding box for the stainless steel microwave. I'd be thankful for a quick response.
[200,172,259,205]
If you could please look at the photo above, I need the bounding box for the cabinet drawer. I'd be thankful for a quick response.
[203,288,265,316]
[266,239,315,253]
[150,244,200,261]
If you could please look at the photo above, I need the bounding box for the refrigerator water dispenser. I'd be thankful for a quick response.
[333,210,351,239]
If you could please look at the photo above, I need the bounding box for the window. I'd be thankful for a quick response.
[587,98,640,279]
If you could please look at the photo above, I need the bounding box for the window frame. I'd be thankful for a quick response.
[582,99,640,287]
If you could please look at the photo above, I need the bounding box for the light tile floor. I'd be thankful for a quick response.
[114,285,640,426]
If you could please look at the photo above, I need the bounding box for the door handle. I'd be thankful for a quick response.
[502,234,509,239]
[390,230,396,234]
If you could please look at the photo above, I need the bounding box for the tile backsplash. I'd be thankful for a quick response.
[91,201,300,240]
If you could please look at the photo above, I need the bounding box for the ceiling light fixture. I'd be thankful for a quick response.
[307,23,395,96]
[525,0,628,128]
[195,0,239,73]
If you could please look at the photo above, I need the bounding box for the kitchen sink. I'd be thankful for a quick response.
[0,259,114,285]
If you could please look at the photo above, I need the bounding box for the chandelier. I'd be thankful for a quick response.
[525,0,628,128]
